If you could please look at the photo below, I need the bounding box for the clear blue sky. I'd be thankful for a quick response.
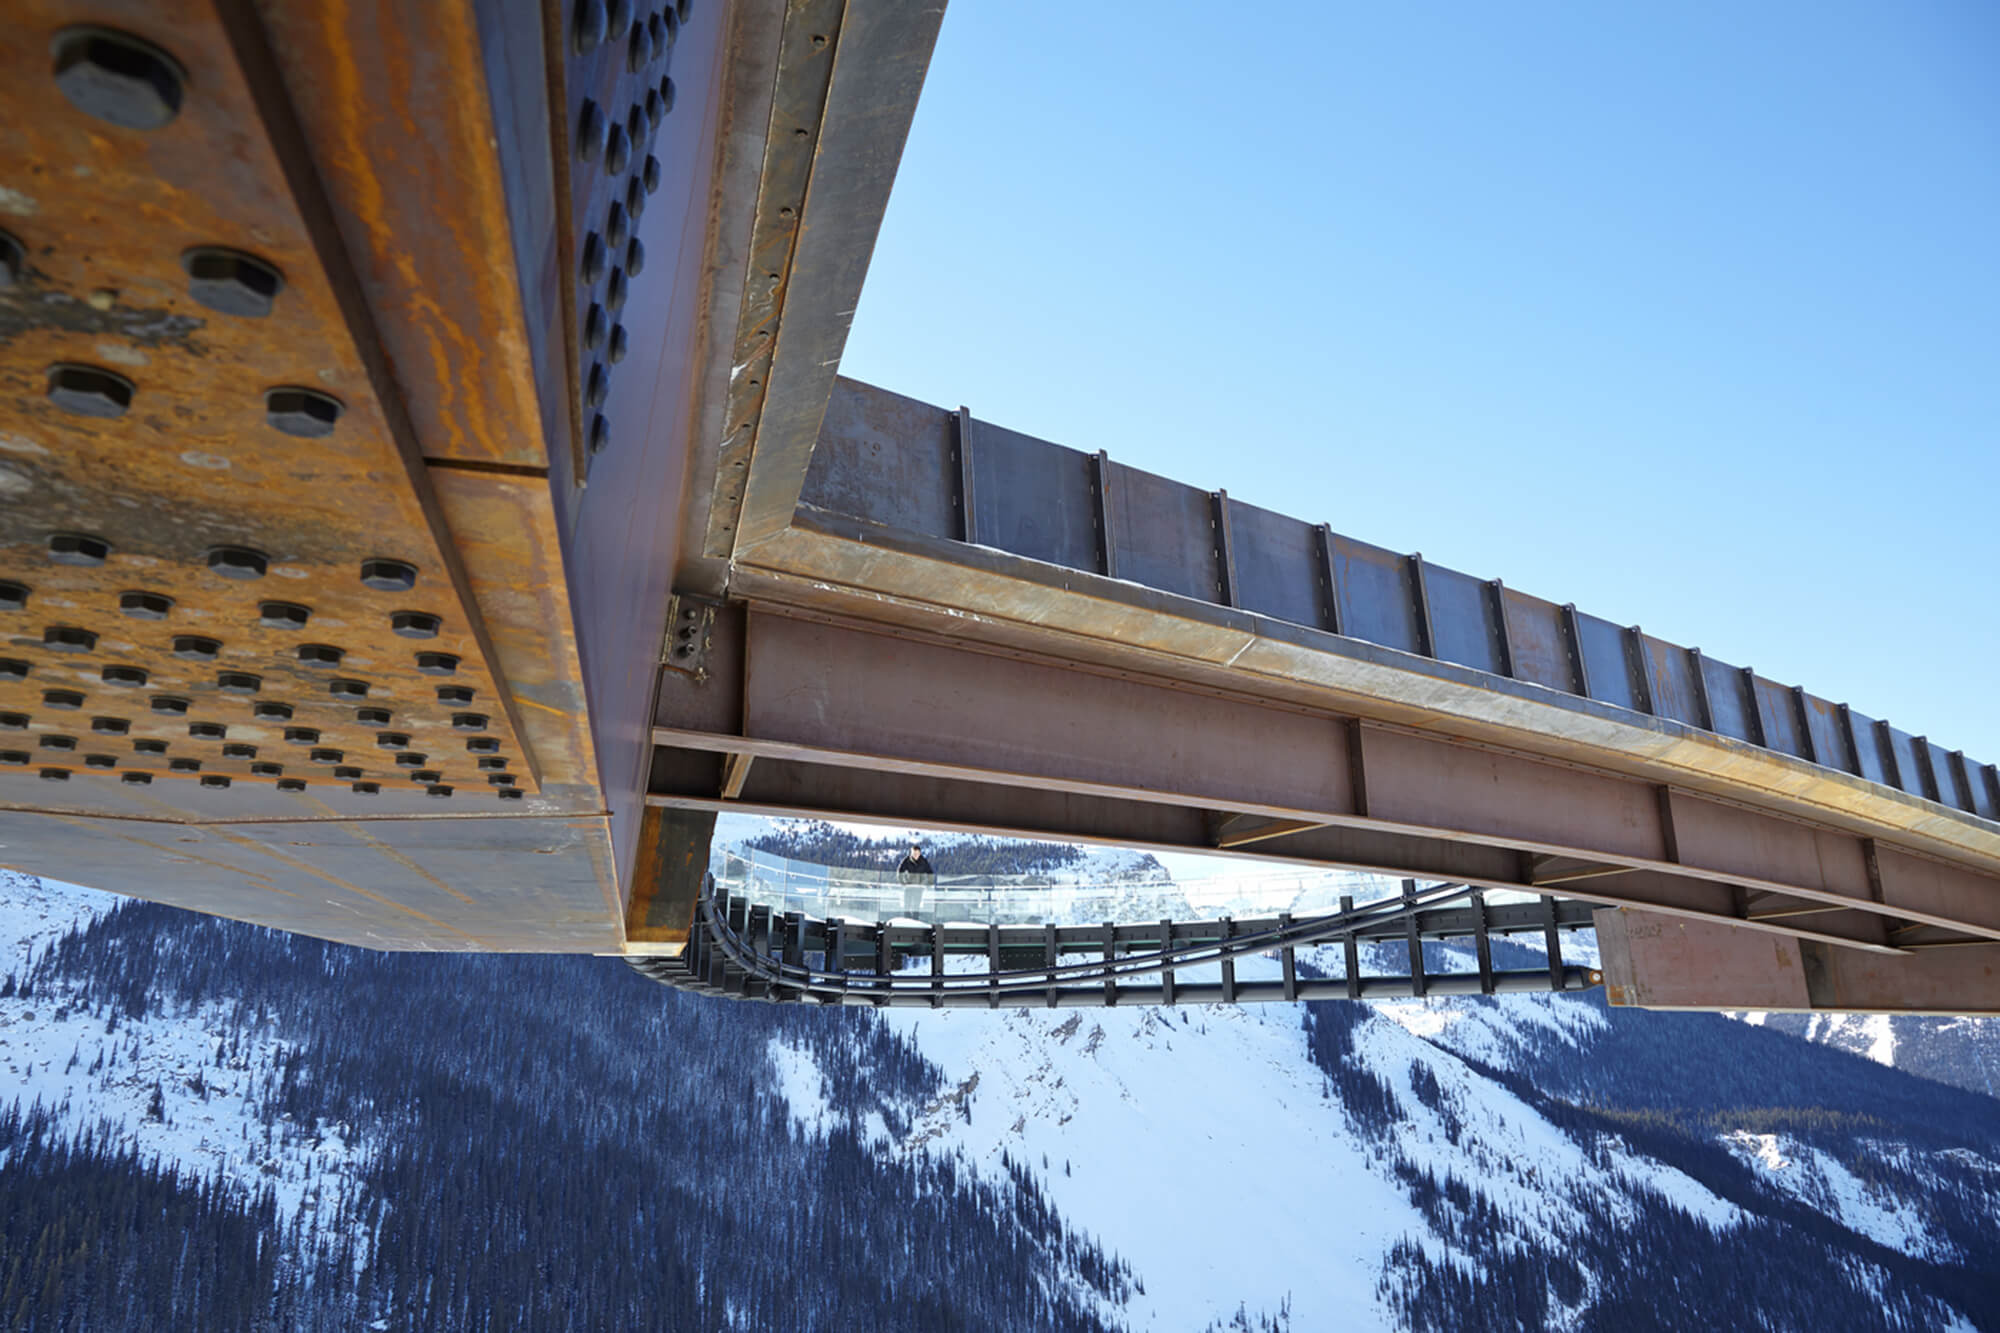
[841,2,2000,768]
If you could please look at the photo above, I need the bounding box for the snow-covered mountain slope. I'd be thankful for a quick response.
[1730,1008,2000,1101]
[9,831,2000,1332]
[0,870,372,1231]
[736,832,2000,1331]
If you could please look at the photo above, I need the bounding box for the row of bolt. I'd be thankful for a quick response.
[572,0,688,459]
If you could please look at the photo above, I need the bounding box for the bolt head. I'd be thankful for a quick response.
[451,713,489,732]
[218,673,261,695]
[360,559,417,592]
[47,363,134,418]
[207,546,269,580]
[182,248,284,318]
[0,580,25,611]
[171,635,220,660]
[389,610,441,640]
[100,666,147,687]
[329,678,369,698]
[258,601,310,630]
[0,231,22,289]
[571,0,607,54]
[51,27,185,131]
[48,533,111,566]
[352,781,379,795]
[355,709,392,727]
[122,771,152,785]
[297,644,344,668]
[119,590,172,619]
[5,657,37,681]
[414,652,459,676]
[277,779,306,793]
[253,702,294,721]
[425,784,453,799]
[43,626,98,653]
[265,387,342,439]
[150,696,190,715]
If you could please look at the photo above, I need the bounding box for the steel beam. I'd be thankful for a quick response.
[649,607,1999,963]
[1598,908,2000,1015]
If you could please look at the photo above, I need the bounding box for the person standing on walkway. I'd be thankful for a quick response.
[897,842,935,920]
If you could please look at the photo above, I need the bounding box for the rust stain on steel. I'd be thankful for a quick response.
[427,467,602,804]
[1,0,540,808]
[252,0,549,469]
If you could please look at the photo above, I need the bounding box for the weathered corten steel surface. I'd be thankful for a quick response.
[1596,909,2000,1015]
[0,0,708,952]
[0,804,619,953]
[643,370,2000,1009]
[647,608,2000,969]
[254,0,550,470]
[754,376,2000,874]
[0,0,539,808]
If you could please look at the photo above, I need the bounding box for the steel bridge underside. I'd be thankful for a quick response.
[1,1,1996,1015]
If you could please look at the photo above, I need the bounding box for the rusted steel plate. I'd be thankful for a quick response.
[779,378,2000,840]
[0,1,538,810]
[0,805,619,952]
[254,0,550,469]
[738,610,1358,817]
[427,467,602,810]
[728,0,949,554]
[1598,908,2000,1014]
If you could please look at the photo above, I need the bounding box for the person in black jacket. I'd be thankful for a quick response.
[897,842,934,919]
